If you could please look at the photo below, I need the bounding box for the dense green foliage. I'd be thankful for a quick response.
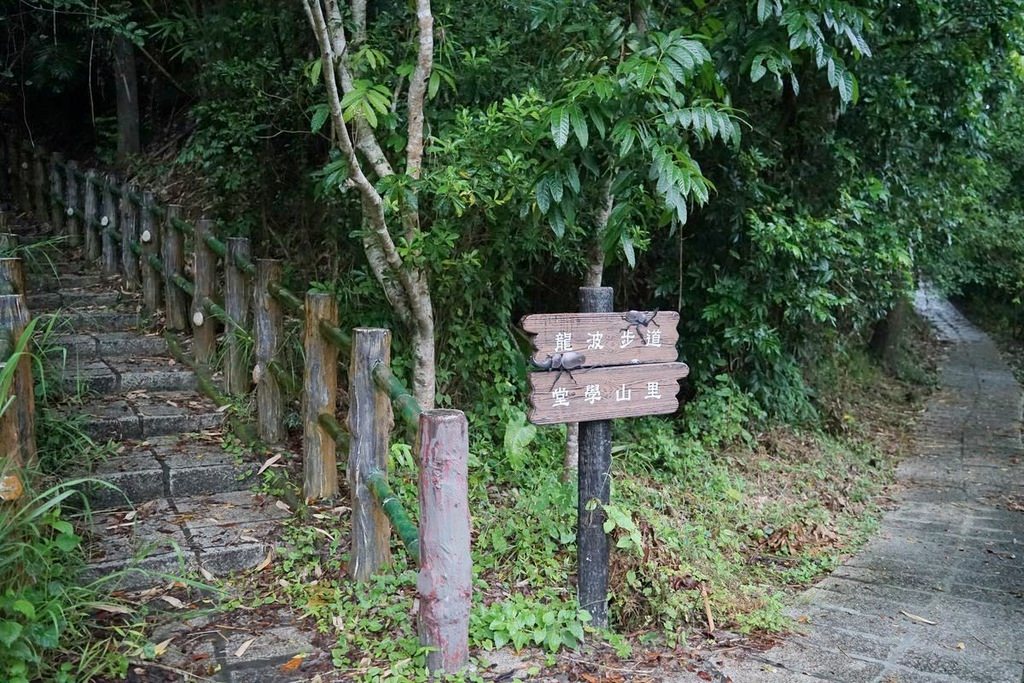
[3,0,1021,421]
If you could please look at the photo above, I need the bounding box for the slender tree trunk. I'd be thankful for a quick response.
[303,0,436,410]
[112,35,141,162]
[564,179,614,480]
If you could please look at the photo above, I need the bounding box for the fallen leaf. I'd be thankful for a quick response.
[275,500,292,513]
[159,595,185,609]
[280,655,305,672]
[153,637,174,657]
[255,549,274,572]
[199,566,216,581]
[234,637,257,658]
[258,453,282,475]
[900,610,936,625]
[88,602,135,615]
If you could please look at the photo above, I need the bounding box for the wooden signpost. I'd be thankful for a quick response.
[521,288,689,627]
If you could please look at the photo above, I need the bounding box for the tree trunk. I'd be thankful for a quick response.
[302,0,437,411]
[112,35,141,162]
[869,296,909,372]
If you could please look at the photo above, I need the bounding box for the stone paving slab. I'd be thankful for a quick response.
[65,390,226,440]
[84,492,287,590]
[39,308,144,333]
[711,287,1024,683]
[28,290,120,311]
[56,355,198,395]
[76,434,258,507]
[47,331,172,361]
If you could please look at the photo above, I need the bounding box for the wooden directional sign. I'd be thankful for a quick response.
[527,362,689,425]
[521,311,679,369]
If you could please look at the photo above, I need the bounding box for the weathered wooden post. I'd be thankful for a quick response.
[254,259,284,442]
[120,184,140,288]
[100,175,119,276]
[302,292,339,500]
[521,294,688,629]
[348,327,393,579]
[0,259,26,296]
[192,218,217,368]
[417,409,472,674]
[0,232,16,254]
[64,161,80,247]
[224,237,252,395]
[49,152,64,233]
[162,205,188,331]
[140,191,161,314]
[0,293,36,468]
[82,171,100,261]
[31,146,46,221]
[576,286,613,626]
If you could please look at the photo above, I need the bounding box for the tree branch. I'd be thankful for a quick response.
[406,0,433,182]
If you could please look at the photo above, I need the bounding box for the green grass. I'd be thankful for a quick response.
[240,324,935,682]
[0,319,143,681]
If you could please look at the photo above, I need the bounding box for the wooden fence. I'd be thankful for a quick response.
[2,134,471,674]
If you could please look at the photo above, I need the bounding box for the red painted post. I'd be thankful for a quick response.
[416,409,471,674]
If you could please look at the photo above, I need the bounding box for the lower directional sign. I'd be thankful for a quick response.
[527,362,690,425]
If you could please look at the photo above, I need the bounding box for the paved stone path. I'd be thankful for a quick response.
[718,287,1024,683]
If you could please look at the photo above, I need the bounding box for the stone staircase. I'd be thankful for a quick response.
[8,218,285,589]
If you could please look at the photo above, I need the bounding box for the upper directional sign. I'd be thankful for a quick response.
[520,310,680,369]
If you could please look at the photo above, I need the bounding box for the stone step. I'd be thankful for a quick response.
[63,390,226,441]
[77,434,258,508]
[28,290,121,312]
[82,491,286,590]
[37,308,144,333]
[57,356,197,395]
[32,273,110,292]
[47,331,170,360]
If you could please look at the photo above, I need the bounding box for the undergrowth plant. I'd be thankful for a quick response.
[0,323,140,681]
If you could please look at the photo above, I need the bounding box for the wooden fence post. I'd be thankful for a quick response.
[192,218,218,368]
[0,258,26,296]
[303,292,339,500]
[100,175,119,276]
[49,152,64,233]
[163,205,188,331]
[225,237,252,395]
[64,161,80,247]
[120,184,140,288]
[348,327,393,580]
[0,232,16,254]
[140,191,161,314]
[254,259,284,443]
[83,171,100,261]
[0,293,35,468]
[31,146,46,221]
[417,409,471,674]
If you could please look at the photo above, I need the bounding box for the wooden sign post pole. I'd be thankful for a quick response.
[577,286,613,626]
[522,293,690,631]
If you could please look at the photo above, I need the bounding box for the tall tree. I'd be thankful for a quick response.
[300,0,437,408]
[112,33,141,161]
